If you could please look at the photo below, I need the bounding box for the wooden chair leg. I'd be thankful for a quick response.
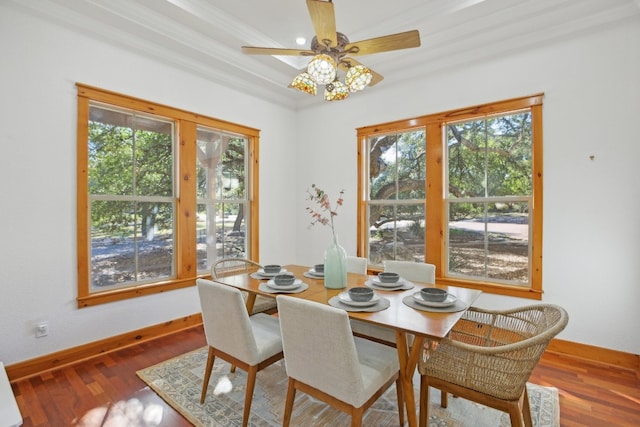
[282,378,297,427]
[395,378,405,426]
[507,401,524,427]
[350,405,364,427]
[441,390,448,408]
[522,387,533,427]
[419,375,430,427]
[200,347,215,404]
[242,366,258,427]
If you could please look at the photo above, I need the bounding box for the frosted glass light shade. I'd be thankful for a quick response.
[345,65,373,92]
[289,72,317,95]
[324,80,349,101]
[307,54,337,85]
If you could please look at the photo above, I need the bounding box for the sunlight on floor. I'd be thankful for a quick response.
[213,375,233,396]
[73,398,163,427]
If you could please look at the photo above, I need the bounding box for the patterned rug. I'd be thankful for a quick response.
[137,347,559,426]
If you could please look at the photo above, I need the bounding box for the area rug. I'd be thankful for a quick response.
[137,347,559,426]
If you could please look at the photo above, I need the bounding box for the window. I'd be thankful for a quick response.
[366,130,426,265]
[196,127,251,269]
[77,84,259,307]
[357,94,543,298]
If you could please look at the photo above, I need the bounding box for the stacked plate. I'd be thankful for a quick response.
[368,276,408,290]
[306,267,324,278]
[255,268,288,279]
[337,291,380,307]
[266,278,303,291]
[412,291,457,308]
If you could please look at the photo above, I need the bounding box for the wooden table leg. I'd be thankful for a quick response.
[245,292,256,314]
[396,332,424,427]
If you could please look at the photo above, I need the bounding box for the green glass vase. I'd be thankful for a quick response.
[324,233,347,289]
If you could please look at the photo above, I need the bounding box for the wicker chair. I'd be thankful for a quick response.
[211,258,277,315]
[418,304,568,427]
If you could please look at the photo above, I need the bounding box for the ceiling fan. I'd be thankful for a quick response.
[241,0,421,101]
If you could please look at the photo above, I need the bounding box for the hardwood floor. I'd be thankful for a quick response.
[10,325,640,426]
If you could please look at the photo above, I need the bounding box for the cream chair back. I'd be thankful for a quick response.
[196,279,283,427]
[276,295,403,427]
[197,278,262,364]
[346,256,368,274]
[277,296,365,404]
[383,260,435,283]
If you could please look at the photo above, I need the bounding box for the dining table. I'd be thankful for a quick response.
[211,264,482,427]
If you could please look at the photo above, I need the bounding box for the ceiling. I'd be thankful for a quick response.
[8,0,640,109]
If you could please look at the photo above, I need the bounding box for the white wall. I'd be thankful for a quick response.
[1,5,638,366]
[294,18,640,355]
[0,5,298,365]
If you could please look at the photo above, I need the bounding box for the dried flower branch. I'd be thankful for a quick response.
[306,184,344,238]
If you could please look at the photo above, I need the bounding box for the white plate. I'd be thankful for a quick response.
[371,276,406,288]
[257,268,287,277]
[412,292,457,307]
[267,278,302,290]
[365,279,408,291]
[307,269,324,277]
[338,291,380,307]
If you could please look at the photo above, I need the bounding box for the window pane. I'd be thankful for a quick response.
[88,105,175,291]
[89,107,173,197]
[486,113,532,196]
[447,121,486,198]
[220,138,246,199]
[197,202,247,271]
[369,130,426,201]
[448,201,529,284]
[90,200,174,289]
[88,114,134,196]
[133,124,173,197]
[196,129,246,200]
[448,112,532,198]
[487,203,529,282]
[368,203,425,265]
[196,126,248,273]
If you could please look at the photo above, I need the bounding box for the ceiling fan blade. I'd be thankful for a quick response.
[345,30,421,56]
[306,0,337,47]
[339,57,384,87]
[242,46,314,56]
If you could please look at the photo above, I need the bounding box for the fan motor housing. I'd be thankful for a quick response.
[310,32,350,54]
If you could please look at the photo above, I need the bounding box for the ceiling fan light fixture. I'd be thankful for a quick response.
[324,79,349,101]
[345,65,373,92]
[289,72,317,96]
[307,54,336,85]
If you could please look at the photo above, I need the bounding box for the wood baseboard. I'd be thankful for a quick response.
[6,314,202,382]
[547,338,640,373]
[6,313,639,382]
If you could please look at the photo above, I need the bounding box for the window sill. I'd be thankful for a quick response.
[433,277,542,300]
[77,277,197,308]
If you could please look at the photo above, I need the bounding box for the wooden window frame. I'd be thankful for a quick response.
[76,84,260,308]
[357,94,543,299]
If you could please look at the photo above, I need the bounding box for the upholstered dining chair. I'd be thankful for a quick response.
[418,304,568,427]
[196,279,284,427]
[383,260,436,284]
[276,295,404,427]
[352,260,436,346]
[346,256,368,274]
[211,258,277,314]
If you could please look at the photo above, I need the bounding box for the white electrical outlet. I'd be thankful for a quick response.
[36,322,49,338]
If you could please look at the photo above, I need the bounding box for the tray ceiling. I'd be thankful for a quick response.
[7,0,639,109]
